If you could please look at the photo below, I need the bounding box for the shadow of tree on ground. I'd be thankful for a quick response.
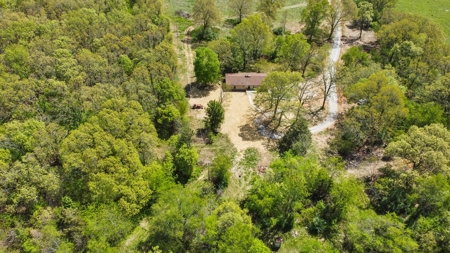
[185,83,218,98]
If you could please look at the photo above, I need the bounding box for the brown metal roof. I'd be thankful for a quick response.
[225,73,267,86]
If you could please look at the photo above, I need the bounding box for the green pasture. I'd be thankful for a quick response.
[164,0,306,23]
[396,0,450,42]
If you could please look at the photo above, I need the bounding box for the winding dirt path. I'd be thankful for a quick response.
[183,26,195,86]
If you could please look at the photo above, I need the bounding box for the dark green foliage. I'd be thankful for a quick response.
[209,154,232,189]
[194,47,221,85]
[204,100,225,132]
[341,46,370,68]
[278,115,311,156]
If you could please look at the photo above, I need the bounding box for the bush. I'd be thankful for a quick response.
[191,26,219,41]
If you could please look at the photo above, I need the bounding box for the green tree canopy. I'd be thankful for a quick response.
[204,100,225,132]
[385,124,450,174]
[230,14,272,70]
[193,0,221,39]
[194,47,221,86]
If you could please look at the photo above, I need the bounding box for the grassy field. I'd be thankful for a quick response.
[396,0,450,42]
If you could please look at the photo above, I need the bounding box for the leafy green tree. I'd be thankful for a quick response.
[341,46,370,68]
[342,210,418,252]
[422,73,450,125]
[209,154,232,189]
[256,0,286,21]
[208,38,236,73]
[254,71,302,132]
[82,204,134,250]
[4,44,30,78]
[0,152,60,213]
[356,1,374,39]
[59,100,159,215]
[228,0,253,23]
[230,14,272,70]
[145,185,207,252]
[333,71,407,155]
[278,114,311,156]
[202,201,260,252]
[204,100,225,132]
[325,0,357,41]
[385,124,450,174]
[369,0,398,21]
[193,0,221,39]
[174,144,199,184]
[369,166,418,216]
[277,33,310,71]
[194,47,221,86]
[301,0,329,43]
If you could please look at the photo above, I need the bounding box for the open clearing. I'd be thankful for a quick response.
[396,0,450,42]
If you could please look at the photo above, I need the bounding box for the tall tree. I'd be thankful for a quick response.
[278,114,311,156]
[204,100,225,132]
[325,0,357,41]
[277,33,310,71]
[254,71,302,132]
[193,0,221,39]
[194,47,221,86]
[256,0,286,21]
[301,0,329,43]
[385,124,450,174]
[230,14,272,70]
[228,0,253,23]
[356,1,374,39]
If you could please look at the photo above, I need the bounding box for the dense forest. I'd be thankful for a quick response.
[1,0,450,252]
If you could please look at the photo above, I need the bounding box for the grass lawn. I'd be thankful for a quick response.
[396,0,450,42]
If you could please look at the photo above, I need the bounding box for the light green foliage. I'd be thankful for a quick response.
[356,1,374,38]
[82,204,134,250]
[228,0,253,23]
[205,100,225,132]
[230,14,272,70]
[343,210,418,252]
[411,213,450,252]
[174,144,199,184]
[145,185,207,252]
[341,46,370,68]
[301,0,329,43]
[255,71,302,132]
[326,0,357,41]
[377,12,446,90]
[119,55,134,76]
[279,230,337,252]
[0,154,60,213]
[60,100,158,215]
[0,74,39,122]
[204,201,258,252]
[422,73,450,124]
[257,0,286,21]
[208,38,236,73]
[239,147,261,169]
[334,71,407,155]
[4,44,30,78]
[277,33,310,71]
[194,47,221,85]
[209,154,232,189]
[193,0,221,38]
[248,239,271,253]
[385,124,450,173]
[76,49,108,86]
[0,119,45,160]
[245,155,314,232]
